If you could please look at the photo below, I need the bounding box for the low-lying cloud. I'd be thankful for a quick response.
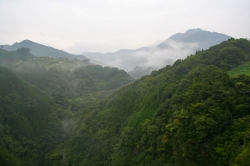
[92,40,199,72]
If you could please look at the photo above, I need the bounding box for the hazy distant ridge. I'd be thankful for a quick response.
[82,28,231,78]
[3,40,87,60]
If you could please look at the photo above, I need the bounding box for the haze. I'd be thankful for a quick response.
[1,0,250,54]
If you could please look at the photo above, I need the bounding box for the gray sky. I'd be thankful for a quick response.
[0,0,249,54]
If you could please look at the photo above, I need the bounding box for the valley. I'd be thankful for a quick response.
[1,37,250,165]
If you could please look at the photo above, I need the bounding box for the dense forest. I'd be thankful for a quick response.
[0,48,133,165]
[1,38,250,165]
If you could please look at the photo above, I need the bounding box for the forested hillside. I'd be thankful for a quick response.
[0,48,133,108]
[64,38,250,166]
[0,66,60,165]
[0,48,133,165]
[1,38,250,166]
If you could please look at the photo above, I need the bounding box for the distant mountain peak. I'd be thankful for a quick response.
[22,39,32,43]
[158,28,231,50]
[168,28,202,39]
[185,28,202,33]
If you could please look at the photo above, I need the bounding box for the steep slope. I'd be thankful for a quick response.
[0,66,55,165]
[0,48,134,165]
[0,66,53,138]
[65,38,250,165]
[3,40,87,60]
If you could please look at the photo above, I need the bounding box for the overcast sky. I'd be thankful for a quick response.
[0,0,249,53]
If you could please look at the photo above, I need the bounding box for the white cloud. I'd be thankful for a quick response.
[101,40,198,71]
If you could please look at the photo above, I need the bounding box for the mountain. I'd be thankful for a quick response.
[3,40,87,60]
[1,38,250,165]
[158,28,231,50]
[0,48,134,106]
[82,28,232,78]
[0,47,134,165]
[65,38,250,165]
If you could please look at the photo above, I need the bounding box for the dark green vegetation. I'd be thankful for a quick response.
[0,48,133,165]
[0,66,56,165]
[1,38,250,166]
[64,38,250,166]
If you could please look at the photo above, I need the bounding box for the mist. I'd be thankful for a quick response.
[86,40,199,72]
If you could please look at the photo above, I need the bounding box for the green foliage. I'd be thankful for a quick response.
[1,39,250,165]
[217,46,244,69]
[0,148,24,166]
[65,39,250,165]
[228,62,250,77]
[0,48,133,165]
[0,48,133,112]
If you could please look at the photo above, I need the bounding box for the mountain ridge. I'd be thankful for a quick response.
[3,40,87,60]
[82,28,232,78]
